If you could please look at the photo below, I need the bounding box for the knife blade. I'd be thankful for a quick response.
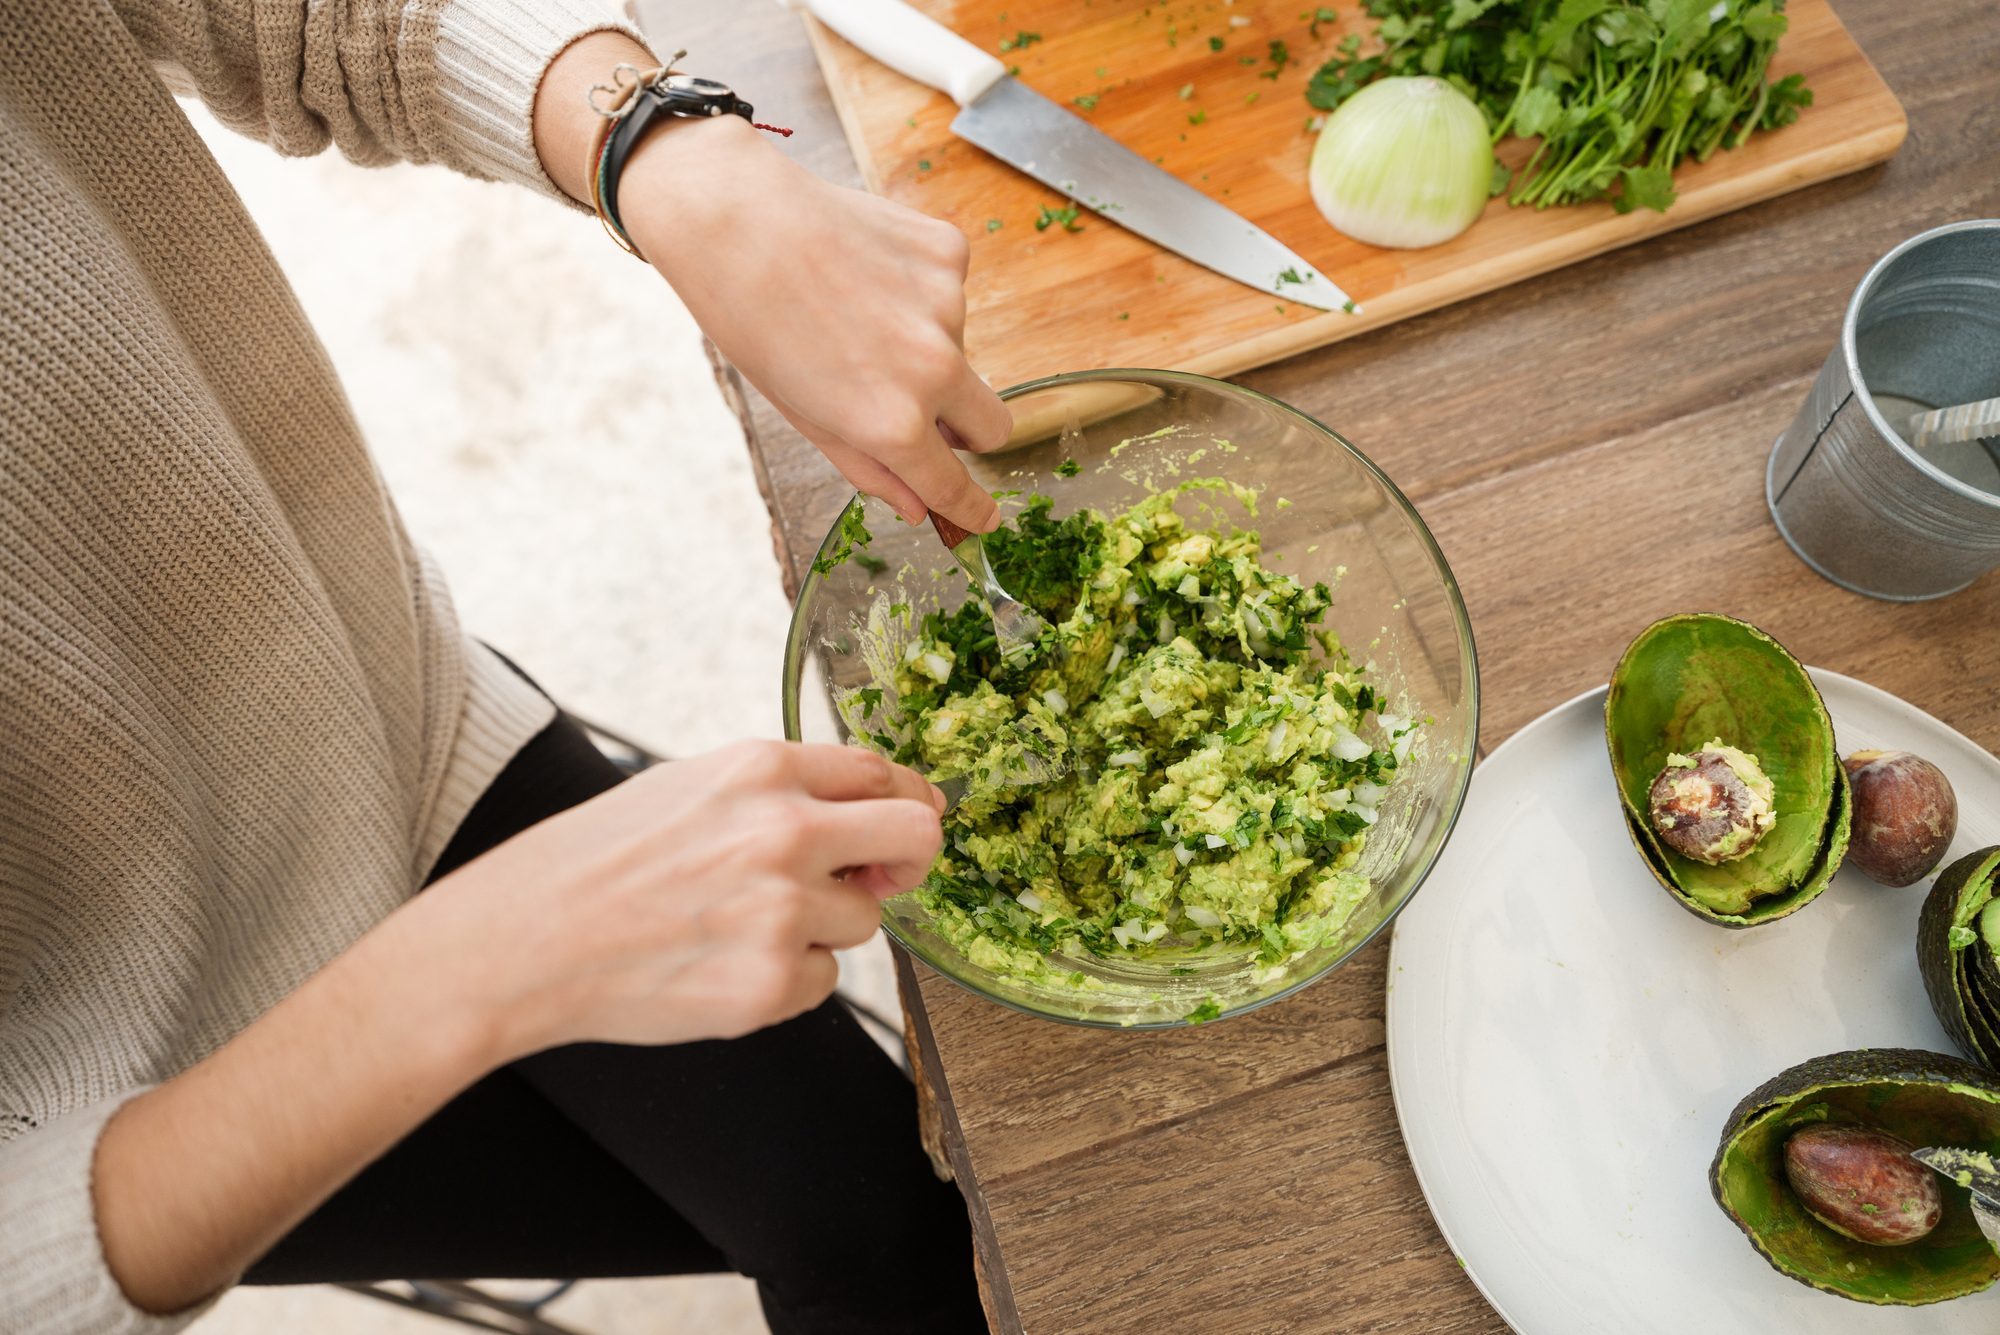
[780,0,1354,312]
[1911,1146,2000,1253]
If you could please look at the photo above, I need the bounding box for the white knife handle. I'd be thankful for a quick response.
[778,0,1006,106]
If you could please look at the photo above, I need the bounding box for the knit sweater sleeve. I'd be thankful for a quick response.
[0,1090,222,1333]
[114,0,643,201]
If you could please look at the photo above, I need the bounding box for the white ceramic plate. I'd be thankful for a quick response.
[1387,670,2000,1333]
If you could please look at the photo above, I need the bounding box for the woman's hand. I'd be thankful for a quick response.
[417,741,945,1056]
[532,34,1009,533]
[623,118,1009,532]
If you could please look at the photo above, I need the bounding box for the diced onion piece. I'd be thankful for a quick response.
[1174,844,1196,866]
[1204,833,1227,849]
[1358,806,1380,826]
[1353,781,1388,809]
[1137,921,1170,944]
[1394,731,1416,764]
[1271,833,1293,859]
[1140,688,1173,719]
[1377,712,1408,736]
[1176,574,1201,598]
[1122,587,1145,607]
[1183,904,1222,927]
[1107,749,1146,768]
[1105,642,1128,675]
[1161,818,1177,838]
[902,639,924,663]
[1017,889,1046,913]
[1323,787,1352,809]
[981,868,1000,885]
[1043,688,1069,716]
[1156,612,1176,642]
[1265,719,1289,760]
[1330,725,1373,762]
[918,652,953,682]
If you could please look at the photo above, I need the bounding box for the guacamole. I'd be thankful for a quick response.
[845,480,1417,983]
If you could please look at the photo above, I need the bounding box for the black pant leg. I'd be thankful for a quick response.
[243,1065,729,1284]
[307,704,986,1332]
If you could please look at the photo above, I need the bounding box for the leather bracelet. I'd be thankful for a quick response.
[595,72,757,260]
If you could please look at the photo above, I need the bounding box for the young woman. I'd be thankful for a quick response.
[0,3,1001,1330]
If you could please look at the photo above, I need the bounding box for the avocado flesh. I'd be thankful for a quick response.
[1712,1048,2000,1305]
[1919,848,2000,1068]
[1606,615,1845,924]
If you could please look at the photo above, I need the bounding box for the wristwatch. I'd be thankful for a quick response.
[599,73,758,251]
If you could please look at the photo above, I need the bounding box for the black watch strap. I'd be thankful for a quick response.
[600,75,756,251]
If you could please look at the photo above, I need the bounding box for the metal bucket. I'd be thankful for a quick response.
[1767,219,2000,601]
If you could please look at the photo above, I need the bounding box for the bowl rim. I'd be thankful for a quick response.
[782,367,1482,1029]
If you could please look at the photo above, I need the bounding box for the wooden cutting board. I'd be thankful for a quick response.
[800,0,1905,390]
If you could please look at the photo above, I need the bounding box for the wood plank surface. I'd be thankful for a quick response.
[664,1,2000,1331]
[802,0,1906,390]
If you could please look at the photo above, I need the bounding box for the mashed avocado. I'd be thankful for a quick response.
[846,480,1417,984]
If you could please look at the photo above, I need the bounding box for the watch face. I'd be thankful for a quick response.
[662,74,732,100]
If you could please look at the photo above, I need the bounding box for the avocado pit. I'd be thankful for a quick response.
[1647,740,1776,865]
[1782,1123,1941,1246]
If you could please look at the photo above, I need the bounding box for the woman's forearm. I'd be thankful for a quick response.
[91,896,501,1314]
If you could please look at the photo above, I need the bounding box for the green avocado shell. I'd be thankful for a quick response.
[1605,614,1849,927]
[1918,847,2000,1069]
[1711,1047,2000,1305]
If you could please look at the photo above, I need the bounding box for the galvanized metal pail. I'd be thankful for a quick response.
[1767,219,2000,601]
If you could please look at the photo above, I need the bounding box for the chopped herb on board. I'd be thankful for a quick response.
[986,218,1003,232]
[1035,204,1084,232]
[1208,35,1226,52]
[1259,39,1291,80]
[1187,107,1208,125]
[1073,92,1100,109]
[998,30,1041,51]
[1307,6,1337,40]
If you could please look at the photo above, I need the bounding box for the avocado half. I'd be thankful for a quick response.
[1919,847,2000,1068]
[1605,614,1850,927]
[1711,1047,2000,1304]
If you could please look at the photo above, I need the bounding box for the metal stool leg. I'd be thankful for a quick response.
[339,1280,586,1335]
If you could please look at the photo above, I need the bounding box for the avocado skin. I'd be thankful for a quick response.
[1604,613,1848,928]
[1918,847,2000,1068]
[1710,1047,2000,1304]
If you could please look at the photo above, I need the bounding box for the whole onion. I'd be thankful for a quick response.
[1309,77,1492,249]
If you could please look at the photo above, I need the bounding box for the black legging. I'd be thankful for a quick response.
[241,713,986,1335]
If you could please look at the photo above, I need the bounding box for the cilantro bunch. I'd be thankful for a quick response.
[1306,0,1812,213]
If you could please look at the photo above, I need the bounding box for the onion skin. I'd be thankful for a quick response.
[1309,77,1492,249]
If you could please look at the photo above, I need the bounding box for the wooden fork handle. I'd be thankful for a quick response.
[929,512,973,549]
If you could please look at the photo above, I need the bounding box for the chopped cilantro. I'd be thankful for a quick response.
[810,502,874,575]
[1187,108,1208,125]
[1056,458,1082,477]
[986,218,1003,232]
[1308,6,1337,40]
[998,30,1041,52]
[1073,93,1100,110]
[1035,204,1084,232]
[1208,35,1225,52]
[1186,998,1223,1024]
[1259,39,1291,80]
[855,686,884,720]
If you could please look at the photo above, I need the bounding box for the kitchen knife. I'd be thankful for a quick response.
[1912,1146,2000,1253]
[779,0,1354,311]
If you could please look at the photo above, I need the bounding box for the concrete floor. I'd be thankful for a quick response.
[183,65,894,1335]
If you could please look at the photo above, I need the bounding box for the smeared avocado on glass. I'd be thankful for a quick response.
[1605,614,1850,927]
[1918,847,2000,1069]
[1711,1048,2000,1304]
[845,482,1416,984]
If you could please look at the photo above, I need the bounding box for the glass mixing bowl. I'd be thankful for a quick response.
[782,370,1478,1028]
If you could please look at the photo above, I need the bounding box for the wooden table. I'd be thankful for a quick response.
[651,3,1999,1329]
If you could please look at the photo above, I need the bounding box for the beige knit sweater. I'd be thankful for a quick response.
[0,2,643,1329]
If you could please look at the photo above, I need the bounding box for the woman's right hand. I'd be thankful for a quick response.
[414,741,945,1057]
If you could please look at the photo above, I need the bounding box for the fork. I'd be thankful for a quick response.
[928,512,1061,809]
[930,513,1047,663]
